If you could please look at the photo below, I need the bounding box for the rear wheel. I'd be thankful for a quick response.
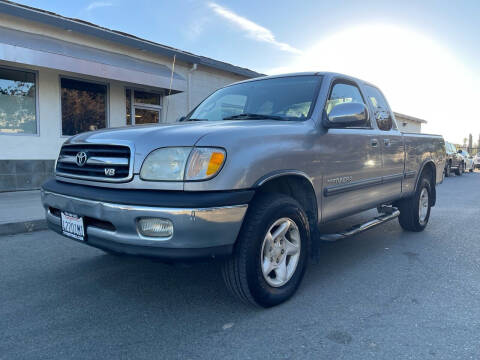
[222,193,310,307]
[398,175,432,232]
[455,162,464,176]
[445,163,451,177]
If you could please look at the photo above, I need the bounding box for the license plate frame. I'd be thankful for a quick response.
[61,212,85,241]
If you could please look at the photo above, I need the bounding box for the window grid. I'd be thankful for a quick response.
[126,88,163,125]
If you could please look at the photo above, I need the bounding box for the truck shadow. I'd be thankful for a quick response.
[58,208,406,312]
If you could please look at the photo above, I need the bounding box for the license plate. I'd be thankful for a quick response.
[61,212,85,241]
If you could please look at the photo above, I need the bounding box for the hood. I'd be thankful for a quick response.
[65,120,300,172]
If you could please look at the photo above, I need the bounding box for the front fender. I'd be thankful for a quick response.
[184,120,321,192]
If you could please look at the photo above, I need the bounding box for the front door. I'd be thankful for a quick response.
[320,80,383,222]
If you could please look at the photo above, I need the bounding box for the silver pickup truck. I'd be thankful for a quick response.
[42,72,445,307]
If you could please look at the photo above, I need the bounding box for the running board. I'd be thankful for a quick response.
[319,206,400,242]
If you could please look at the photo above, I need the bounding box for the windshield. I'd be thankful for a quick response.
[185,75,322,121]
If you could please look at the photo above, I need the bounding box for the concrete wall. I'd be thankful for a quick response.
[397,119,422,133]
[0,160,54,192]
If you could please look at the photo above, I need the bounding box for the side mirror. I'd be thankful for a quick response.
[458,150,462,154]
[324,102,369,128]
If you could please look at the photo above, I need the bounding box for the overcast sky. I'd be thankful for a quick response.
[15,0,480,144]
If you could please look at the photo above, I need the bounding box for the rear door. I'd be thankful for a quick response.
[320,79,383,222]
[363,84,404,201]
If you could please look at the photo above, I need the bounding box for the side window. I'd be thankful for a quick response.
[325,81,370,128]
[364,85,395,131]
[325,82,365,115]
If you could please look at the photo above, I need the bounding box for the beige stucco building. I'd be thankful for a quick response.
[394,112,427,133]
[0,1,260,191]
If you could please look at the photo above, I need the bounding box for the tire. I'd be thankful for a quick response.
[455,162,464,176]
[222,193,310,308]
[445,163,451,177]
[397,175,432,232]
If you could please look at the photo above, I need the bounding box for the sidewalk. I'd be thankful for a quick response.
[0,190,47,236]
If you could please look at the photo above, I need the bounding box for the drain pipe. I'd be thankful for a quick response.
[187,63,198,112]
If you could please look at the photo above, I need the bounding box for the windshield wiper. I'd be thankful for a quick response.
[184,118,208,121]
[223,113,288,121]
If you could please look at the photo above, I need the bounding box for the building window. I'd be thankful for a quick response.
[0,67,37,134]
[126,88,162,125]
[61,78,107,136]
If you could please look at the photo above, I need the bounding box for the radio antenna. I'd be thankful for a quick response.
[164,54,176,122]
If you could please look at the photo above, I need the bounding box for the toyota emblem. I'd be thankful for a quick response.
[76,152,88,167]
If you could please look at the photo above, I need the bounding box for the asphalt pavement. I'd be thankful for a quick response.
[1,172,480,359]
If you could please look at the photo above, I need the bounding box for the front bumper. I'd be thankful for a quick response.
[41,181,252,260]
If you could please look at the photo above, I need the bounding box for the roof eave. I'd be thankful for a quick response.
[0,0,262,78]
[393,112,427,124]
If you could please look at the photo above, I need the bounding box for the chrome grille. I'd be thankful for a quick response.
[56,144,132,182]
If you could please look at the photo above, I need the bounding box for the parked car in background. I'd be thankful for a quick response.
[445,142,464,176]
[474,152,480,170]
[458,149,475,172]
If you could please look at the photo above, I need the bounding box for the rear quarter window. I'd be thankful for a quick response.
[364,85,397,131]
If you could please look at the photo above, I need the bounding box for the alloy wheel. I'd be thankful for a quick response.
[418,187,429,225]
[260,217,301,287]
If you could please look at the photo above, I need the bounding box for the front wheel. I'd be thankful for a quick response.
[222,193,310,307]
[397,176,432,232]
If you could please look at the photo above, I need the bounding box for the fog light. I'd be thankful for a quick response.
[137,218,173,238]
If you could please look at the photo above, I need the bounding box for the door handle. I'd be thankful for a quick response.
[384,138,391,147]
[371,139,378,147]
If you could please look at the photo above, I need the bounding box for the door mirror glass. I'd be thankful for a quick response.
[325,102,368,128]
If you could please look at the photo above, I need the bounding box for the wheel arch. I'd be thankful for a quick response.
[253,171,318,236]
[415,160,437,206]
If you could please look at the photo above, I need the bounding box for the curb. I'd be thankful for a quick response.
[0,219,48,236]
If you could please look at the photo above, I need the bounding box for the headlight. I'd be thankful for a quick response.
[185,147,226,180]
[140,147,191,181]
[140,147,226,181]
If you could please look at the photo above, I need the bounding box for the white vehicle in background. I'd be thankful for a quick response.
[458,150,475,173]
[474,152,480,170]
